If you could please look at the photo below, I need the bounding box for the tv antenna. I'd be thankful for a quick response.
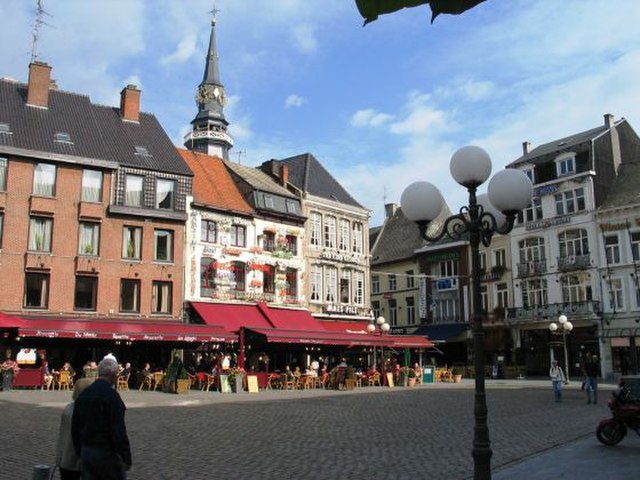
[31,0,54,62]
[236,149,246,164]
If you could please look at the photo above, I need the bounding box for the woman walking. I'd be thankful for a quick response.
[549,360,566,402]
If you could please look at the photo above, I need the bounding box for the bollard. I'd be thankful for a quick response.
[32,464,51,480]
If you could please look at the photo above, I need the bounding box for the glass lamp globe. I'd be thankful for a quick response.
[381,323,391,333]
[564,321,574,332]
[376,316,386,326]
[400,181,444,223]
[558,314,568,324]
[549,322,558,332]
[488,169,533,213]
[366,323,376,334]
[450,146,492,188]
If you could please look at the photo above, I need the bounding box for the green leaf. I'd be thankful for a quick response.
[355,0,486,26]
[429,0,486,23]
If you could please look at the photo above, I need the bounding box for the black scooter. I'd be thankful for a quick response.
[596,375,640,446]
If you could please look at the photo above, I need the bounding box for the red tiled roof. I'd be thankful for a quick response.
[178,149,254,214]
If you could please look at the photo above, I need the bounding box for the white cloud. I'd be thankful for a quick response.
[291,23,317,54]
[389,92,448,136]
[435,78,496,102]
[285,94,306,108]
[160,33,197,65]
[350,109,393,128]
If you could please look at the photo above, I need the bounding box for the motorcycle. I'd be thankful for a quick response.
[596,375,640,446]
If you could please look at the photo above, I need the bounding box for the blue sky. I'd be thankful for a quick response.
[1,0,639,226]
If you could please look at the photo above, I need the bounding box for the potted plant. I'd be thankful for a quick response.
[1,359,20,391]
[407,368,417,387]
[176,370,191,394]
[451,366,463,383]
[228,367,246,393]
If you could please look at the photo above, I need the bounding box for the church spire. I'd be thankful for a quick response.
[184,11,233,159]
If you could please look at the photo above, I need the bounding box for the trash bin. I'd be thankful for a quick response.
[422,366,435,384]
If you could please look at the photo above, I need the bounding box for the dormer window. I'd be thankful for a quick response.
[556,153,575,177]
[264,195,274,209]
[134,146,151,157]
[523,168,534,183]
[0,123,12,135]
[54,132,72,144]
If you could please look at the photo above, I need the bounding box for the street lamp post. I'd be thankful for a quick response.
[367,316,390,378]
[549,314,574,383]
[400,146,532,480]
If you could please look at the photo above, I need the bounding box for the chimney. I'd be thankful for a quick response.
[280,163,289,186]
[120,84,140,122]
[522,141,532,155]
[385,203,398,219]
[27,61,52,108]
[604,113,615,128]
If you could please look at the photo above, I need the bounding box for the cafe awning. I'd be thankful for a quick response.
[0,312,23,328]
[257,303,326,331]
[320,320,371,334]
[247,327,389,347]
[190,301,274,332]
[321,320,436,349]
[16,317,237,343]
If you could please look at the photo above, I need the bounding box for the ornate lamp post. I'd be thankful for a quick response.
[400,146,532,480]
[367,316,390,377]
[549,314,573,383]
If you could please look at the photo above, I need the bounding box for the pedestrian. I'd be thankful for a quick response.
[55,378,93,480]
[72,356,132,479]
[584,354,600,404]
[549,360,566,402]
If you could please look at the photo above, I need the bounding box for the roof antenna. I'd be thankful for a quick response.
[236,149,246,164]
[31,0,54,62]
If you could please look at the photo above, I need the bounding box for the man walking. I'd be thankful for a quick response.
[72,356,132,479]
[584,354,600,404]
[549,360,566,402]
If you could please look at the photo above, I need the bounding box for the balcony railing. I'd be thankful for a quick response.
[557,253,591,272]
[507,300,601,324]
[517,260,547,278]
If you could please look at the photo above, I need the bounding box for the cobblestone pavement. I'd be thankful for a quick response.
[0,381,621,479]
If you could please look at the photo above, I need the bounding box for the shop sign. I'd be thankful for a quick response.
[74,331,98,339]
[533,185,559,197]
[600,222,627,232]
[525,216,571,231]
[425,252,459,262]
[323,304,366,316]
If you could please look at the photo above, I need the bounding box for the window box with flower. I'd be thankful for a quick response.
[226,367,246,393]
[1,360,20,391]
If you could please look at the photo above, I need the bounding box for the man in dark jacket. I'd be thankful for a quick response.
[72,356,132,479]
[584,354,600,405]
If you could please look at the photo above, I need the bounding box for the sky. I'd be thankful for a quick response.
[1,0,639,226]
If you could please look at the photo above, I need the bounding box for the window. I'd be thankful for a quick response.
[372,276,380,294]
[406,297,415,325]
[352,223,363,254]
[78,222,100,256]
[524,168,534,183]
[631,231,640,262]
[558,229,589,257]
[496,283,508,308]
[555,188,585,215]
[120,279,140,312]
[200,258,216,297]
[389,299,398,326]
[285,200,297,214]
[518,237,546,263]
[263,231,276,252]
[561,274,589,304]
[388,274,397,291]
[310,212,322,247]
[557,155,575,176]
[201,220,217,243]
[24,273,49,308]
[0,213,4,249]
[354,271,364,305]
[285,235,297,255]
[310,265,322,302]
[122,226,142,259]
[480,285,488,312]
[406,270,415,289]
[152,281,172,314]
[494,249,507,268]
[74,276,98,310]
[81,170,103,202]
[604,234,621,265]
[286,268,298,297]
[33,163,56,196]
[156,179,175,210]
[608,278,624,311]
[0,157,7,191]
[230,261,246,291]
[439,259,458,277]
[521,279,548,309]
[29,216,53,252]
[524,197,543,223]
[434,299,456,322]
[230,225,246,247]
[339,219,350,251]
[479,252,487,271]
[325,266,337,302]
[154,229,173,262]
[263,265,276,293]
[264,195,274,209]
[54,132,72,143]
[125,174,143,207]
[340,271,351,303]
[372,300,381,319]
[324,216,336,248]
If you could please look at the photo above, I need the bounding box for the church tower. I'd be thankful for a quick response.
[184,13,233,159]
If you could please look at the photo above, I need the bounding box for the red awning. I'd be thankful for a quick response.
[257,303,326,331]
[0,312,23,329]
[17,318,237,343]
[191,302,274,332]
[248,327,389,347]
[321,320,371,335]
[389,335,436,349]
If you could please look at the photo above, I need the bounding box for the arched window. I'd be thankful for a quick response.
[230,261,245,291]
[558,229,589,257]
[518,237,546,263]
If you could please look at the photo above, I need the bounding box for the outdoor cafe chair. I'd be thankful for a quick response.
[368,372,381,387]
[117,374,130,391]
[202,373,216,392]
[152,372,164,391]
[139,375,153,390]
[56,370,72,391]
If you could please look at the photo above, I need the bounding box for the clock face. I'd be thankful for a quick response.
[196,84,226,105]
